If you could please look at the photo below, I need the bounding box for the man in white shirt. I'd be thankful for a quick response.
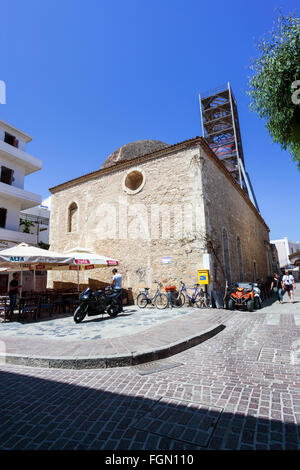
[110,269,123,312]
[282,270,296,304]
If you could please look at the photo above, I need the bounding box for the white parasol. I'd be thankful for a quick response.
[59,247,119,292]
[0,243,75,294]
[0,245,119,293]
[0,243,75,267]
[60,247,118,269]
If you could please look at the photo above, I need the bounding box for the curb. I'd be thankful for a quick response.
[0,323,226,370]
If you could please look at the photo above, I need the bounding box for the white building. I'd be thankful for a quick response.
[270,237,300,279]
[0,119,42,248]
[20,200,50,246]
[0,119,42,292]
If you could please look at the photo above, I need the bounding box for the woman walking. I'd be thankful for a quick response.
[282,270,296,304]
[270,273,283,303]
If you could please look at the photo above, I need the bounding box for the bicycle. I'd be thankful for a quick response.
[175,281,210,308]
[136,281,168,309]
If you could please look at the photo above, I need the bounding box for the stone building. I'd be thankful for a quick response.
[48,137,272,297]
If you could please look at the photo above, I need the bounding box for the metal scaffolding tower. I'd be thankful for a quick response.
[199,82,259,211]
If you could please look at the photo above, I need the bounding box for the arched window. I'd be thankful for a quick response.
[237,236,243,281]
[222,228,231,285]
[68,202,78,232]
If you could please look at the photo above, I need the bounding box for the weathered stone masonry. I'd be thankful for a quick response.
[48,137,271,297]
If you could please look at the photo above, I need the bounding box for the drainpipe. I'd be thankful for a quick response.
[196,144,213,297]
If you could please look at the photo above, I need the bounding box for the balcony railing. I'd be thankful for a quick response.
[0,227,37,245]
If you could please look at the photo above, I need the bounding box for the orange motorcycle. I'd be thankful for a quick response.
[228,283,254,312]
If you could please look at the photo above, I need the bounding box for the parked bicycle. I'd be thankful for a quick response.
[175,281,210,308]
[136,282,168,309]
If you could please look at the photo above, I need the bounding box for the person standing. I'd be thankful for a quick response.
[282,269,296,304]
[110,268,123,312]
[270,273,283,303]
[7,272,22,321]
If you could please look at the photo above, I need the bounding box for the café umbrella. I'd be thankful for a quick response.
[56,247,119,292]
[0,242,75,293]
[0,244,119,293]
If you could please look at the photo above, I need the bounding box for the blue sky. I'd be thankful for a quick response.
[1,0,299,241]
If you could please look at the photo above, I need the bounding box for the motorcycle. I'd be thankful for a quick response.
[253,282,262,309]
[73,287,122,323]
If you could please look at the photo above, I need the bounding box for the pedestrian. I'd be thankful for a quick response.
[110,268,123,312]
[270,273,283,303]
[282,269,296,304]
[7,272,22,321]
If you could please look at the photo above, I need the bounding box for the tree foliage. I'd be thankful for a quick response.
[248,13,300,168]
[38,241,50,250]
[19,218,35,234]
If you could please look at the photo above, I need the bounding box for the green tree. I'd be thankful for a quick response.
[19,218,35,234]
[248,13,300,168]
[38,241,50,250]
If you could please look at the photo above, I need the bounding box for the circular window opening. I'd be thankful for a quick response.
[124,170,144,192]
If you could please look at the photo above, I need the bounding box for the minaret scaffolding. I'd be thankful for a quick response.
[199,82,259,212]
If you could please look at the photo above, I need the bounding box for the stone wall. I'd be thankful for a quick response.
[49,140,271,299]
[199,145,271,290]
[49,145,207,298]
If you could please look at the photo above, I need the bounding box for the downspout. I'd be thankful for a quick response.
[196,145,213,294]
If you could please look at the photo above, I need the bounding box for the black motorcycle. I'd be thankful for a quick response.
[73,287,122,323]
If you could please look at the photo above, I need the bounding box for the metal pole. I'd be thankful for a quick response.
[20,264,23,299]
[37,218,40,245]
[198,93,205,138]
[228,82,243,188]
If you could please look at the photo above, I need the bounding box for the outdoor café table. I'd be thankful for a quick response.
[60,292,80,313]
[18,296,40,322]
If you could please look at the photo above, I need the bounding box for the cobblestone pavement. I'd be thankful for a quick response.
[0,306,196,340]
[0,288,300,450]
[0,306,233,363]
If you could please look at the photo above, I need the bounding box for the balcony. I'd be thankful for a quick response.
[0,139,42,175]
[0,182,42,210]
[0,227,37,245]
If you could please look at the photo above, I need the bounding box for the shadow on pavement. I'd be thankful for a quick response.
[261,294,281,309]
[0,368,299,450]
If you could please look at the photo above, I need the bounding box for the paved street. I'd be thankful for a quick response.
[0,304,232,367]
[0,287,300,450]
[0,305,199,341]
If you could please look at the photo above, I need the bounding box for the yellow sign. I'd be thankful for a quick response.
[198,269,210,285]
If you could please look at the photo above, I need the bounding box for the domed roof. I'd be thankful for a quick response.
[101,139,169,169]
